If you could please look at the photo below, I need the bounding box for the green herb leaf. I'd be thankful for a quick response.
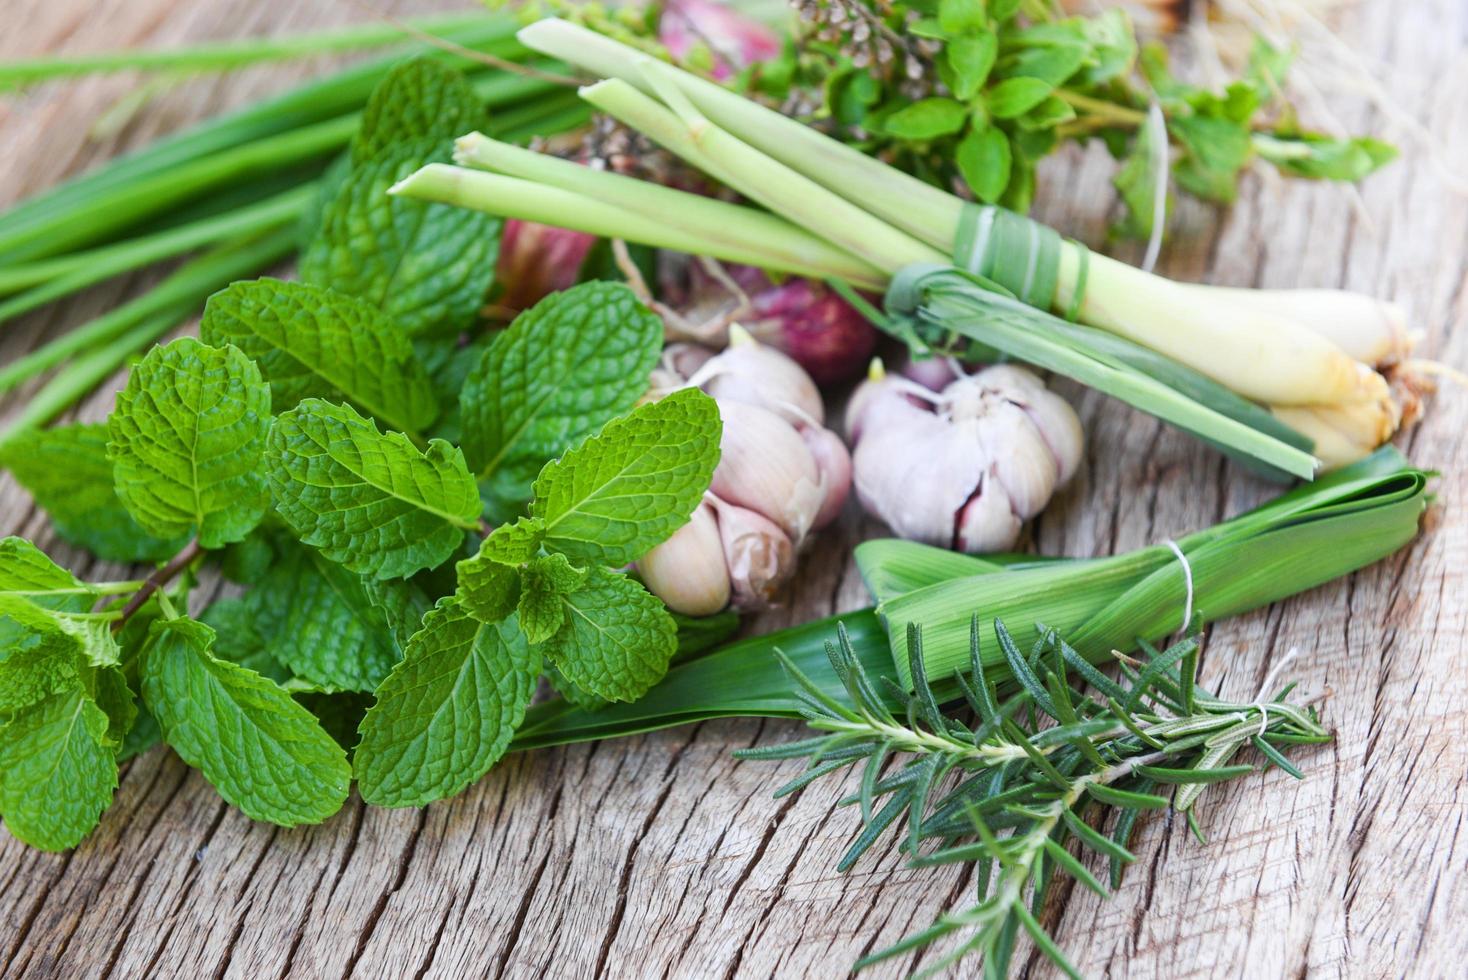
[946,33,998,101]
[540,566,677,702]
[141,617,350,826]
[266,399,480,579]
[532,388,721,567]
[245,543,405,692]
[0,424,186,562]
[938,0,986,33]
[0,688,118,851]
[516,553,589,644]
[884,97,970,140]
[1253,133,1397,181]
[459,282,664,502]
[455,549,522,624]
[986,77,1055,119]
[200,278,437,434]
[300,59,499,338]
[355,600,540,807]
[107,338,271,549]
[1170,115,1253,202]
[350,57,486,161]
[957,124,1013,204]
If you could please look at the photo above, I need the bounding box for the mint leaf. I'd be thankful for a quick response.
[199,597,291,684]
[542,567,676,702]
[355,600,540,807]
[200,278,437,435]
[0,536,87,598]
[350,58,485,161]
[455,552,521,624]
[459,282,663,503]
[244,544,403,692]
[107,338,270,548]
[516,553,588,644]
[301,60,500,338]
[0,424,185,562]
[0,688,118,851]
[532,388,721,566]
[266,399,480,579]
[481,517,545,564]
[141,618,350,826]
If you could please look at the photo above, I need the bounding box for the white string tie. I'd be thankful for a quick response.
[1163,539,1193,634]
[1251,645,1303,737]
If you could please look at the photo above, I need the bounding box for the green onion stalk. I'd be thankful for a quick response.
[512,448,1429,749]
[397,18,1416,479]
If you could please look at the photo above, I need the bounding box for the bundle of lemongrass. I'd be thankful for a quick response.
[512,448,1427,746]
[394,18,1418,479]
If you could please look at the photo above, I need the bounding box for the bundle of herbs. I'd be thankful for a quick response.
[398,18,1416,480]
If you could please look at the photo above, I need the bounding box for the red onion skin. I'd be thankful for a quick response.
[658,0,782,81]
[495,219,597,313]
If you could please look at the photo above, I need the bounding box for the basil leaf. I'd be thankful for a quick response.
[884,97,970,140]
[957,124,1013,204]
[986,77,1055,119]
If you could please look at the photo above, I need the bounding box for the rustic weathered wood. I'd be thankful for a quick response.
[2,1,1466,977]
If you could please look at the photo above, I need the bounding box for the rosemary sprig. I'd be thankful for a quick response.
[739,619,1330,978]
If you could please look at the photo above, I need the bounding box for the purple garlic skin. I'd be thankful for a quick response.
[635,333,854,612]
[847,364,1084,553]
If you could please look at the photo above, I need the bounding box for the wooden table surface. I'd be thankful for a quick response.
[2,2,1466,977]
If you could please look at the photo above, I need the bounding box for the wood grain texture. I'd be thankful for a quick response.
[2,2,1466,977]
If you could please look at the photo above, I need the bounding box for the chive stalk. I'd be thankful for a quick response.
[0,227,296,401]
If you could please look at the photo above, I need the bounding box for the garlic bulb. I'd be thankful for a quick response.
[847,362,1084,553]
[634,331,853,612]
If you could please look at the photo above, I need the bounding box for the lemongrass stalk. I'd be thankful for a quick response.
[523,19,1403,415]
[582,75,944,273]
[0,18,527,243]
[391,164,889,289]
[0,227,295,395]
[0,13,496,90]
[0,184,314,322]
[452,132,888,288]
[1272,401,1399,468]
[1174,285,1412,366]
[518,18,962,250]
[1053,250,1394,408]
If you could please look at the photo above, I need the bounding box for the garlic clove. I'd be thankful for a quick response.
[711,498,795,609]
[1022,389,1085,485]
[845,374,933,443]
[711,399,825,543]
[697,326,825,425]
[797,424,852,530]
[956,474,1022,553]
[968,406,1058,520]
[635,502,731,616]
[852,411,985,547]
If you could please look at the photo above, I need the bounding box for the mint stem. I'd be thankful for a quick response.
[113,538,204,631]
